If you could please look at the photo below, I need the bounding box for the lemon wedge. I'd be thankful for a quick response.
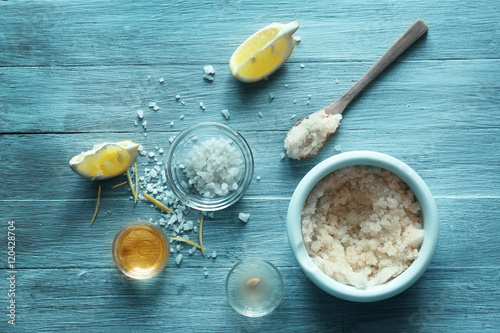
[69,140,140,181]
[230,21,299,83]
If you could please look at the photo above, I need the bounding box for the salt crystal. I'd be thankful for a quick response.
[169,136,174,143]
[159,148,164,154]
[221,109,230,120]
[239,212,250,223]
[306,101,310,105]
[290,114,296,120]
[137,109,144,119]
[146,184,154,192]
[211,250,217,259]
[300,64,305,68]
[181,101,185,105]
[256,176,261,180]
[175,254,183,265]
[293,36,301,43]
[149,102,156,108]
[334,144,342,152]
[269,93,274,100]
[153,105,159,111]
[180,114,184,120]
[144,133,147,137]
[258,112,263,118]
[159,77,164,83]
[284,84,288,88]
[149,169,158,178]
[170,121,174,126]
[293,100,297,104]
[203,65,215,81]
[308,94,312,99]
[147,75,151,80]
[143,121,148,129]
[204,267,208,277]
[148,152,155,158]
[134,120,138,126]
[175,94,181,100]
[188,247,196,255]
[280,152,286,160]
[335,79,339,84]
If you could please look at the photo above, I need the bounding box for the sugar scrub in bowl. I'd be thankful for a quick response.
[166,122,254,211]
[287,151,438,302]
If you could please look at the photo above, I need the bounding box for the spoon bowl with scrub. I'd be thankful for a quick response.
[284,19,429,160]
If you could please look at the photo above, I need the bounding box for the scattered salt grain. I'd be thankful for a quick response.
[143,121,148,129]
[290,114,296,120]
[269,93,275,101]
[153,105,160,111]
[203,65,216,81]
[183,137,243,198]
[335,79,339,84]
[306,101,310,105]
[300,64,305,68]
[134,120,138,126]
[284,84,288,88]
[149,102,156,108]
[203,267,208,277]
[175,254,183,266]
[256,176,261,181]
[280,152,286,160]
[308,94,312,99]
[148,152,155,158]
[144,133,148,137]
[170,121,174,127]
[258,112,263,118]
[211,250,217,259]
[159,148,164,154]
[169,136,175,143]
[293,36,301,43]
[180,114,184,120]
[334,144,342,152]
[137,109,144,119]
[159,77,164,83]
[221,109,230,120]
[238,212,250,223]
[181,101,185,105]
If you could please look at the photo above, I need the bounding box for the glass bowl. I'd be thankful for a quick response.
[225,258,284,317]
[287,151,439,302]
[165,122,254,211]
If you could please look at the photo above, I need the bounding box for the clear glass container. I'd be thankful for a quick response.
[112,221,170,279]
[225,258,284,317]
[165,122,254,211]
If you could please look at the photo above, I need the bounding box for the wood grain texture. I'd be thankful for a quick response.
[0,0,499,331]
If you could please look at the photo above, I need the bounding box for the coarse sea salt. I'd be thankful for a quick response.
[284,110,342,160]
[183,137,243,198]
[221,109,230,120]
[238,212,250,223]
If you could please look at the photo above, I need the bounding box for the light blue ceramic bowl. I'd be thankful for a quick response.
[287,151,438,302]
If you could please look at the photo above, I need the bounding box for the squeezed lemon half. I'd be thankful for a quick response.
[69,140,140,181]
[229,21,300,83]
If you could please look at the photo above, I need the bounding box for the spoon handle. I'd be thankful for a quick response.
[325,19,428,114]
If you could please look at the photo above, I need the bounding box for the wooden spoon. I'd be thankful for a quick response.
[285,19,429,159]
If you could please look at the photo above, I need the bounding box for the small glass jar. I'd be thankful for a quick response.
[165,122,254,211]
[225,258,284,317]
[112,221,170,279]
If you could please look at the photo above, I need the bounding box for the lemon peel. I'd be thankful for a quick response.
[171,237,202,249]
[90,185,101,225]
[143,192,174,214]
[126,168,137,203]
[112,181,128,189]
[230,21,299,83]
[69,140,140,181]
[198,214,204,255]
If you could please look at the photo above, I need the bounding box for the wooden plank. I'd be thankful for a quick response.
[0,0,499,67]
[1,60,499,133]
[1,267,498,331]
[0,198,498,270]
[0,126,499,200]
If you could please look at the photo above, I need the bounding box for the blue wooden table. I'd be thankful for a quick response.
[1,1,499,331]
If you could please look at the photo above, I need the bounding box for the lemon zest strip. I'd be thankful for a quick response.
[134,162,139,202]
[143,192,174,214]
[112,181,128,188]
[90,185,102,226]
[198,214,204,255]
[126,168,136,203]
[171,237,202,249]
